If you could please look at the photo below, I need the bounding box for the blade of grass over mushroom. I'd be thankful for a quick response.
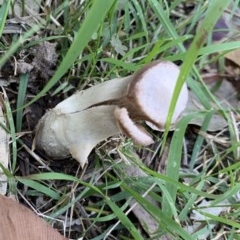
[16,73,28,133]
[149,0,227,111]
[26,0,116,107]
[165,0,232,133]
[148,0,231,112]
[161,0,231,217]
[0,0,11,38]
[147,0,210,111]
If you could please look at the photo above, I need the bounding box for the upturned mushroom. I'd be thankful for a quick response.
[34,61,188,167]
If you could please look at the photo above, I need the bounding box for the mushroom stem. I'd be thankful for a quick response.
[88,97,147,120]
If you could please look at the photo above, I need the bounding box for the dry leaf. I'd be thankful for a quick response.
[225,48,240,67]
[0,0,42,17]
[186,80,239,131]
[31,41,58,80]
[0,195,67,240]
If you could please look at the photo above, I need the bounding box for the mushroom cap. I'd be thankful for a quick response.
[114,107,154,145]
[126,61,188,128]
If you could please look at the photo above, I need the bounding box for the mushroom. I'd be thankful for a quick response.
[34,61,188,167]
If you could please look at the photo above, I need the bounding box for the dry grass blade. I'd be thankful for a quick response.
[0,94,9,195]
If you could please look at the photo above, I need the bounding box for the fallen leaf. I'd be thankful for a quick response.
[0,0,42,17]
[225,48,240,67]
[0,195,67,240]
[186,80,239,131]
[31,41,58,80]
[17,61,34,74]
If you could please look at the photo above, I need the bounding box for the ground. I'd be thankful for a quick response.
[0,1,240,240]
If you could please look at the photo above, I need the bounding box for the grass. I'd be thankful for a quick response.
[1,0,240,239]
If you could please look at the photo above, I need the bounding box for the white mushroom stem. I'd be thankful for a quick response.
[34,61,188,167]
[35,105,120,168]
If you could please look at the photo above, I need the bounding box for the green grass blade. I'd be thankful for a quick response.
[178,181,205,221]
[16,73,29,132]
[161,113,191,215]
[105,198,144,240]
[18,178,60,200]
[164,0,231,136]
[148,0,186,53]
[210,183,240,206]
[200,212,240,229]
[121,182,195,240]
[189,112,214,170]
[129,155,217,200]
[130,0,148,40]
[24,172,104,196]
[0,0,11,38]
[161,0,231,217]
[199,41,240,56]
